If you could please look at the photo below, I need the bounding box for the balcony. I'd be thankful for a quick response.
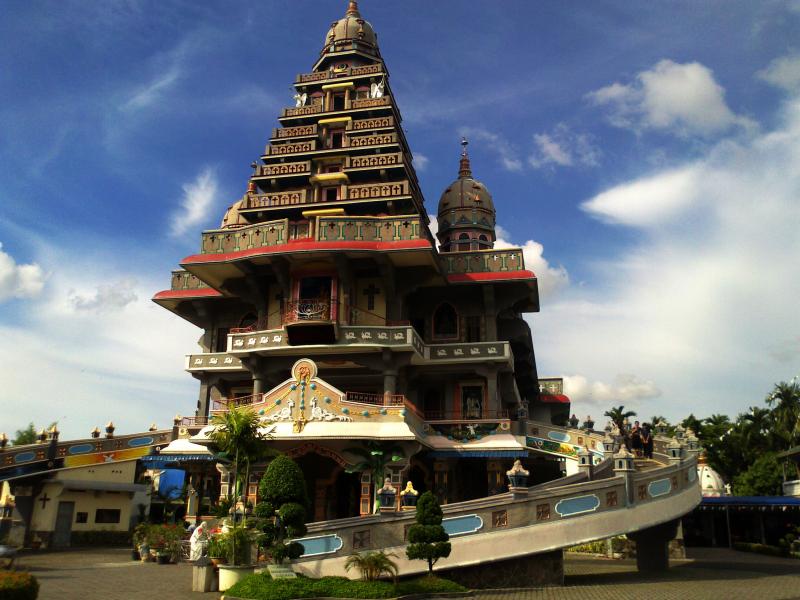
[241,189,309,211]
[271,124,318,140]
[282,299,336,345]
[252,161,311,179]
[316,214,421,243]
[295,64,383,84]
[344,392,406,407]
[350,115,394,132]
[211,394,264,413]
[170,270,210,291]
[346,180,410,201]
[439,248,526,275]
[345,152,404,171]
[186,353,245,372]
[424,409,510,422]
[282,104,325,118]
[265,140,316,156]
[280,95,391,120]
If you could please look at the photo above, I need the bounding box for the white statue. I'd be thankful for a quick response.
[293,92,308,107]
[189,521,207,561]
[369,80,384,99]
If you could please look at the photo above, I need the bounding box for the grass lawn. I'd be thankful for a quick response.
[225,572,467,600]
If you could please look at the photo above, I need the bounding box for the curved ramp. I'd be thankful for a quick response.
[293,434,700,578]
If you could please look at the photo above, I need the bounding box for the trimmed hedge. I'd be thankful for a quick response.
[0,571,39,600]
[70,530,132,547]
[226,573,466,600]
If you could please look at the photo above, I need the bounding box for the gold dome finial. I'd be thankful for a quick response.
[346,1,360,16]
[458,137,472,179]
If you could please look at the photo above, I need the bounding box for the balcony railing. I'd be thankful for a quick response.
[282,299,332,325]
[344,392,406,406]
[170,270,211,291]
[424,409,510,422]
[439,248,526,275]
[241,189,309,210]
[180,416,209,427]
[295,63,383,84]
[252,161,311,178]
[211,394,264,412]
[316,214,421,243]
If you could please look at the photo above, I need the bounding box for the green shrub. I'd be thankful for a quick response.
[225,572,465,600]
[0,571,39,600]
[259,455,309,509]
[257,455,308,565]
[406,491,451,573]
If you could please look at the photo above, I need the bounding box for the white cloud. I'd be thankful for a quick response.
[69,279,138,313]
[587,59,754,136]
[413,152,430,171]
[121,65,182,112]
[533,92,800,422]
[529,124,601,169]
[581,164,701,226]
[459,127,523,172]
[495,225,569,300]
[0,243,46,301]
[170,167,219,238]
[563,374,662,408]
[758,53,800,92]
[0,245,200,440]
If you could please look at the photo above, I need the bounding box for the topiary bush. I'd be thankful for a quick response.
[406,491,451,573]
[0,571,39,600]
[255,455,309,564]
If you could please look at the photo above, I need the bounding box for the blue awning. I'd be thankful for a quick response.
[428,450,529,458]
[701,496,800,507]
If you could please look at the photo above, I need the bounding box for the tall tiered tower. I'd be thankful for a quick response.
[154,2,546,520]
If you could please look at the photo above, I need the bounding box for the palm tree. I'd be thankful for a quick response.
[766,381,800,449]
[741,406,773,448]
[344,441,405,513]
[209,406,271,564]
[604,405,637,432]
[344,550,399,582]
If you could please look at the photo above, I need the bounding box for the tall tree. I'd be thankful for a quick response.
[766,381,800,449]
[604,405,636,432]
[12,423,37,446]
[344,441,405,513]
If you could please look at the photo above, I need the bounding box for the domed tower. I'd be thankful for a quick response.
[320,1,380,66]
[436,139,497,252]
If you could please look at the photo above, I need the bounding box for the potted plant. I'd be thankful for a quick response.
[207,535,227,567]
[132,523,150,562]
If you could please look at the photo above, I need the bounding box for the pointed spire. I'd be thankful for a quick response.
[346,1,361,17]
[458,137,472,179]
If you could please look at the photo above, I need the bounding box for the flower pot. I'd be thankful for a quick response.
[218,564,254,592]
[378,492,396,509]
[401,494,418,507]
[508,474,528,488]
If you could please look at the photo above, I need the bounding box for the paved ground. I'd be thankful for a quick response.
[11,547,800,600]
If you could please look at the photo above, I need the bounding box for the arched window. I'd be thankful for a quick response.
[238,312,258,331]
[458,233,471,252]
[433,303,458,339]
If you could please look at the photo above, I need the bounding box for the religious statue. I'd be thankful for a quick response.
[189,521,208,561]
[369,80,384,99]
[293,91,308,107]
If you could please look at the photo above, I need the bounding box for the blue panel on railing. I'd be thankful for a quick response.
[128,436,154,448]
[442,514,483,537]
[547,431,571,443]
[67,444,94,455]
[13,452,36,464]
[555,494,600,517]
[648,478,672,498]
[295,534,343,557]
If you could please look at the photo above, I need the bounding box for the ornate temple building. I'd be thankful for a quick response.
[153,1,567,522]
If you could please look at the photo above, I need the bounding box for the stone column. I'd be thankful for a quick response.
[383,370,397,399]
[433,460,450,505]
[627,519,680,572]
[482,286,497,340]
[486,368,499,416]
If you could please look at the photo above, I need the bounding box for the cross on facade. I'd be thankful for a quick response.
[39,493,51,510]
[363,284,380,311]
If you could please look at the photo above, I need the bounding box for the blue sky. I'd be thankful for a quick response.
[1,0,799,439]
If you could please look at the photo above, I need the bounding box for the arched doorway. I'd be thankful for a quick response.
[293,452,361,522]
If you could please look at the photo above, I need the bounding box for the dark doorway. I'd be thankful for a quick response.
[332,93,345,111]
[299,276,332,302]
[423,389,444,420]
[53,501,75,548]
[294,453,359,521]
[457,460,488,501]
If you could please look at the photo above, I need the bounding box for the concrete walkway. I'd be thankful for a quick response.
[11,547,800,600]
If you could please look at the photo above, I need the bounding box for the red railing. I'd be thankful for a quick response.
[211,394,264,412]
[344,392,406,406]
[282,299,332,325]
[424,409,510,422]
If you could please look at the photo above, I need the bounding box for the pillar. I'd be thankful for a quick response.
[433,460,450,505]
[627,519,680,572]
[482,286,497,340]
[383,370,397,398]
[486,368,498,416]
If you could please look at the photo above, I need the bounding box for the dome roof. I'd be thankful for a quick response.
[323,2,378,56]
[436,141,496,244]
[697,452,726,497]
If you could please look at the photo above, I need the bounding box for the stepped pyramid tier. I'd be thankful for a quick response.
[437,138,497,252]
[153,1,556,521]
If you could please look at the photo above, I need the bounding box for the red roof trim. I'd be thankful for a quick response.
[447,270,536,283]
[181,239,433,265]
[539,394,570,404]
[152,288,224,301]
